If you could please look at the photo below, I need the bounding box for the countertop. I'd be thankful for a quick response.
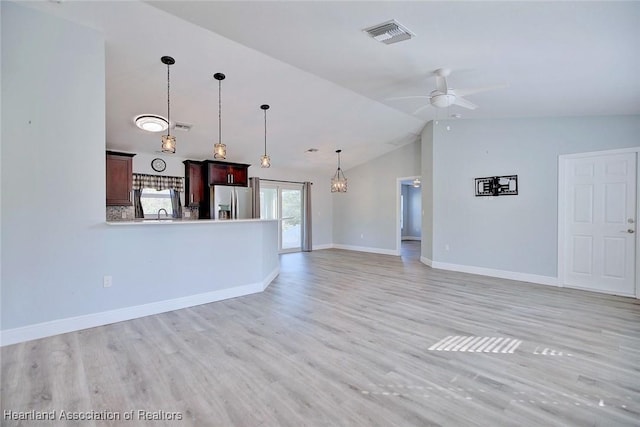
[106,218,277,226]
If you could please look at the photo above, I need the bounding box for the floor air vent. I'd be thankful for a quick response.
[428,336,522,353]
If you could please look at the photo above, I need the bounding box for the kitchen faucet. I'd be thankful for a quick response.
[157,208,168,220]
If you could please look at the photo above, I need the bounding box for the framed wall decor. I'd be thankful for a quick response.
[475,175,518,197]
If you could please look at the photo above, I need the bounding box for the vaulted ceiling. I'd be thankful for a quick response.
[27,1,640,171]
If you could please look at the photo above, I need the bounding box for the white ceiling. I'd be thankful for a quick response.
[27,1,640,172]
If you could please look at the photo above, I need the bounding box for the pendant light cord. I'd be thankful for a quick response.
[218,79,222,144]
[264,109,267,155]
[166,62,171,137]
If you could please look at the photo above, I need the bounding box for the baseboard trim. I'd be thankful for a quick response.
[420,256,433,267]
[1,267,280,347]
[563,283,636,298]
[332,244,399,256]
[430,261,558,287]
[312,244,333,250]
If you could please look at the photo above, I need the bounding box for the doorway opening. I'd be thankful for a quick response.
[261,182,303,253]
[397,176,422,258]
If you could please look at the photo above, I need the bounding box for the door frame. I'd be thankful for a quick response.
[396,175,422,256]
[261,181,303,254]
[557,147,640,298]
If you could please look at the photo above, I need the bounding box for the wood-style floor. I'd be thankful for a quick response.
[2,242,640,426]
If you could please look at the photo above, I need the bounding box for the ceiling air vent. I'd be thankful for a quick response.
[174,122,192,132]
[363,19,415,45]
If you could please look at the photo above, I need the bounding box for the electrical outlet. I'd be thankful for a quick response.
[103,275,112,288]
[445,244,450,252]
[360,233,364,239]
[121,212,127,219]
[184,211,191,218]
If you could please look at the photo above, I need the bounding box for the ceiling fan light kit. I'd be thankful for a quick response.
[390,67,505,116]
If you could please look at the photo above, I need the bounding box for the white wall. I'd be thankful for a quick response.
[421,121,434,261]
[2,2,107,329]
[0,3,278,342]
[425,116,640,278]
[333,141,421,253]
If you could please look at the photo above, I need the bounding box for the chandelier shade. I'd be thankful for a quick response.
[331,149,347,193]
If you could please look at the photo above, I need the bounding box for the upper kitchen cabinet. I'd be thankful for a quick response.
[106,151,135,206]
[206,160,250,187]
[183,160,204,207]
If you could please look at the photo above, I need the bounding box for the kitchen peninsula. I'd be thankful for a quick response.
[89,152,280,347]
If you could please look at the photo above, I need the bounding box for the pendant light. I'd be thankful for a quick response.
[413,178,421,188]
[260,104,271,168]
[160,56,176,154]
[213,73,226,159]
[331,149,347,193]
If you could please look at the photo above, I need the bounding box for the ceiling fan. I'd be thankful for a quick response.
[390,68,506,115]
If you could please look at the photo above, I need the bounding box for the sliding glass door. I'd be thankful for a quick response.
[260,183,302,253]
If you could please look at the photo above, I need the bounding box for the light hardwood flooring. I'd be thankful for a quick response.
[2,242,640,426]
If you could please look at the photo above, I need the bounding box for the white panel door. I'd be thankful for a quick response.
[564,153,636,295]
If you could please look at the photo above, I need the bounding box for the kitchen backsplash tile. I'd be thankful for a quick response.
[106,206,134,221]
[106,205,199,221]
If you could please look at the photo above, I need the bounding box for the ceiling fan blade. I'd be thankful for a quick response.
[455,84,508,97]
[386,95,431,101]
[412,104,432,115]
[453,97,478,110]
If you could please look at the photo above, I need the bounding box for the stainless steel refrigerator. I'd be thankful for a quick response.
[211,185,252,220]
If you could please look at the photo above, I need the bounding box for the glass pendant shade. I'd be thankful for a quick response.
[260,154,271,168]
[331,149,347,193]
[413,178,421,188]
[160,56,176,154]
[214,142,226,159]
[331,172,347,193]
[161,135,176,154]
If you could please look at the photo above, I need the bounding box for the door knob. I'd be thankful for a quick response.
[627,229,635,234]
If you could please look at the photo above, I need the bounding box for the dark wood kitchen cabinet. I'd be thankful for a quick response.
[183,160,204,207]
[206,160,249,187]
[106,151,135,206]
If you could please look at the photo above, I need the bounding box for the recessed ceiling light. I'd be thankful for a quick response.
[134,114,168,132]
[306,148,319,153]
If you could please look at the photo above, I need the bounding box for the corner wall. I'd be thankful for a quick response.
[421,121,434,262]
[332,141,421,254]
[426,116,640,279]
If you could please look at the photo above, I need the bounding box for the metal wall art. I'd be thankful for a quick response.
[475,175,518,197]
